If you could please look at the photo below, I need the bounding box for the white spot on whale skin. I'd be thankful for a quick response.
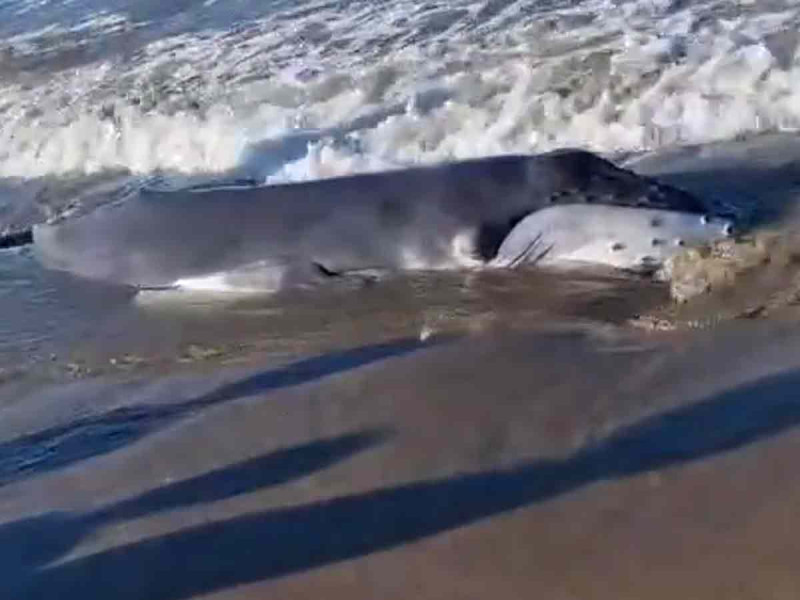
[172,274,251,293]
[170,262,287,294]
[492,204,733,272]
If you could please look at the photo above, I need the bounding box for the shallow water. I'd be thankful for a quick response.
[0,239,668,391]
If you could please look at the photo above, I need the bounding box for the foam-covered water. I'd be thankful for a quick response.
[1,0,799,183]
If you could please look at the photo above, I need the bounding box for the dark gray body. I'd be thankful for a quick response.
[33,150,708,288]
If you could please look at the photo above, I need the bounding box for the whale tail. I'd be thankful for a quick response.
[0,228,34,249]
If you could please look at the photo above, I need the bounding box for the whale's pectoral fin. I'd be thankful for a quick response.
[313,262,388,286]
[313,262,341,278]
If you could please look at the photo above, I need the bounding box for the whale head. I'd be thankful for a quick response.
[529,149,709,214]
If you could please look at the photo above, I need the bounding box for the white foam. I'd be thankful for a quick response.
[1,0,799,181]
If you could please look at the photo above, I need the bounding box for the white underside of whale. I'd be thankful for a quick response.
[159,204,733,294]
[491,204,732,273]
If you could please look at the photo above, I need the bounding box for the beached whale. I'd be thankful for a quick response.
[4,150,733,292]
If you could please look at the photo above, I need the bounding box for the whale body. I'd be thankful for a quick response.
[28,150,732,292]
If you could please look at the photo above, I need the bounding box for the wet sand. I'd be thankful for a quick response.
[5,321,800,599]
[0,250,669,394]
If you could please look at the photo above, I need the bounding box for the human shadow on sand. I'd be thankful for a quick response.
[9,367,800,599]
[0,338,436,488]
[3,429,388,590]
